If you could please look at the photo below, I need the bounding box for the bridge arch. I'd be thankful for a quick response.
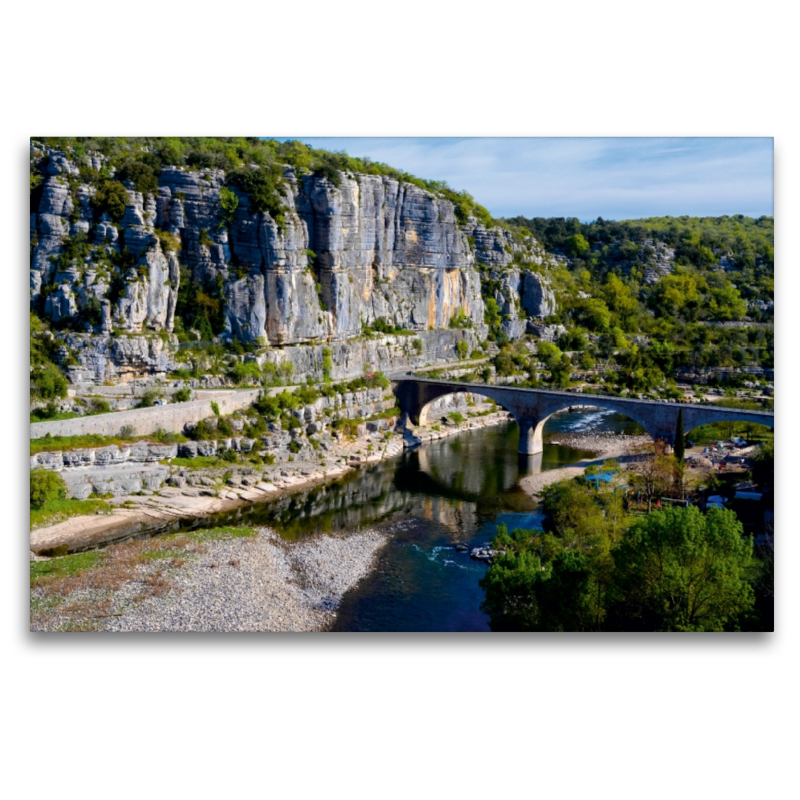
[393,377,774,456]
[417,388,513,427]
[523,402,656,455]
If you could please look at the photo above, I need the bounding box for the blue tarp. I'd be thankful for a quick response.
[587,470,615,485]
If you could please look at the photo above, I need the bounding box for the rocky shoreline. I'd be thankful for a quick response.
[30,409,513,555]
[101,525,394,633]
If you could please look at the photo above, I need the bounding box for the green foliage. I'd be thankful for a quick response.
[136,389,160,408]
[456,340,469,359]
[30,468,67,507]
[227,165,287,227]
[210,401,220,416]
[218,185,239,229]
[362,317,412,336]
[288,439,302,454]
[610,507,754,631]
[30,550,103,584]
[481,474,759,631]
[322,347,333,383]
[168,455,229,469]
[116,160,159,195]
[483,297,502,331]
[412,338,423,355]
[448,411,464,424]
[91,178,129,220]
[156,230,181,254]
[30,430,185,455]
[449,306,473,329]
[230,361,262,385]
[567,232,590,257]
[30,497,110,530]
[174,387,191,402]
[30,362,68,401]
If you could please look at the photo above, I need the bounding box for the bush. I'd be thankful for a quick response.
[31,363,68,400]
[449,411,465,425]
[30,468,67,507]
[218,186,239,229]
[137,389,159,408]
[288,440,301,454]
[174,387,191,402]
[456,340,469,359]
[211,401,220,416]
[230,361,262,385]
[119,425,135,438]
[92,179,129,220]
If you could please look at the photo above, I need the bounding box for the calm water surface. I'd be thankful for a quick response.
[194,408,641,632]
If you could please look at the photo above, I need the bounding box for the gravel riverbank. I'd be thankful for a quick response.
[100,525,394,632]
[520,432,652,498]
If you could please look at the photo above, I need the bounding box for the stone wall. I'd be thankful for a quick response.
[30,390,261,439]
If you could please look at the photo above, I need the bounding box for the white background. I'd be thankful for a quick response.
[2,2,796,798]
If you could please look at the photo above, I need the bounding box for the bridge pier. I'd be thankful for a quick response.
[517,416,543,455]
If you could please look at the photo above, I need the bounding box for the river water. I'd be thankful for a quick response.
[193,408,643,632]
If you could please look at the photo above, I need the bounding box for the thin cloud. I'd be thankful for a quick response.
[279,137,773,221]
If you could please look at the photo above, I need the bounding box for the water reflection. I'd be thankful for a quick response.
[178,412,637,631]
[196,422,596,543]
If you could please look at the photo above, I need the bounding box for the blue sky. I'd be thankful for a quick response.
[277,137,773,222]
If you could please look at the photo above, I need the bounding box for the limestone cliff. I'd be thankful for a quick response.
[30,141,556,380]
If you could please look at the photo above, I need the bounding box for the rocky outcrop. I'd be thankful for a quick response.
[30,142,562,387]
[30,148,180,336]
[31,143,556,347]
[61,333,178,383]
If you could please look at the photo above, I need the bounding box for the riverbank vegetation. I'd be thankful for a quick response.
[479,466,772,631]
[30,469,110,528]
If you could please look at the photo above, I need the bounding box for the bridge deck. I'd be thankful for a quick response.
[394,376,775,421]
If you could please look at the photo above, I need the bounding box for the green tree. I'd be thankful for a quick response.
[31,363,68,400]
[91,179,129,220]
[484,297,502,330]
[609,506,755,631]
[30,468,67,507]
[567,233,590,257]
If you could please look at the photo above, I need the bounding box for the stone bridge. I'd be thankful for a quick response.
[392,377,774,455]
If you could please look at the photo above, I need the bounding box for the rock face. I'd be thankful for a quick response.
[30,141,558,380]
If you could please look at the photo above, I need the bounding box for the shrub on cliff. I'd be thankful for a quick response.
[31,363,68,401]
[30,468,67,508]
[227,167,286,227]
[91,179,129,220]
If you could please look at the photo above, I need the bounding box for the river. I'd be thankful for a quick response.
[186,407,643,632]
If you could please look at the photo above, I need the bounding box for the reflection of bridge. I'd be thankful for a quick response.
[393,378,775,456]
